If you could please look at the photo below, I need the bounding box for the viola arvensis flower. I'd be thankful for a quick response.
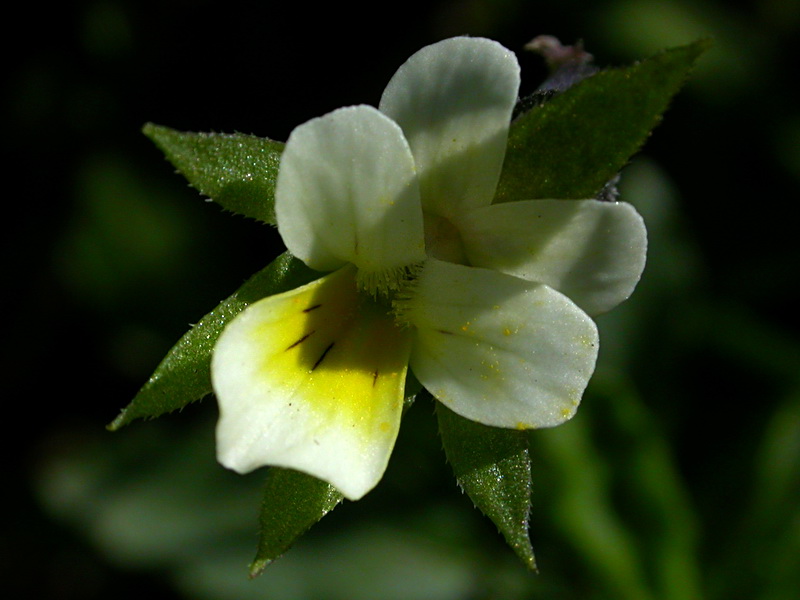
[211,36,647,501]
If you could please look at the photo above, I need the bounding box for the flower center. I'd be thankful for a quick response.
[356,264,421,300]
[423,212,467,265]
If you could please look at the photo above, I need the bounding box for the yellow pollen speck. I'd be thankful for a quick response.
[380,422,391,433]
[561,407,574,419]
[503,327,513,336]
[515,422,528,431]
[481,359,500,375]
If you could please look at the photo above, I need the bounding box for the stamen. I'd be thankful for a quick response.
[356,263,422,299]
[391,265,425,328]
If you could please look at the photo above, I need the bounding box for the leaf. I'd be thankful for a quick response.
[143,123,284,224]
[250,467,344,577]
[108,252,320,430]
[436,401,536,570]
[494,39,710,202]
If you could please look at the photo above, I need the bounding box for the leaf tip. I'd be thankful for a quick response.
[681,37,714,66]
[693,36,714,52]
[141,121,163,141]
[659,37,714,69]
[248,558,272,579]
[106,409,129,432]
[514,542,539,573]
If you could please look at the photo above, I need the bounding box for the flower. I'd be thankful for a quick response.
[211,37,646,501]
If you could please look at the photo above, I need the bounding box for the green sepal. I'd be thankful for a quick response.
[143,123,284,224]
[250,468,344,577]
[247,372,427,577]
[495,39,710,202]
[436,402,536,570]
[108,252,320,430]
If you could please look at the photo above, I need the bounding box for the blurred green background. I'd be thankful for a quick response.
[6,0,799,598]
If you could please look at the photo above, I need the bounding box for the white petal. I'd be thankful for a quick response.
[456,200,647,316]
[276,105,425,273]
[212,265,412,500]
[379,37,520,218]
[402,260,598,429]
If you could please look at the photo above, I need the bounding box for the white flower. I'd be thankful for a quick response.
[211,37,647,501]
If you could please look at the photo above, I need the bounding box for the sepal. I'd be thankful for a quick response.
[437,401,536,570]
[494,40,710,202]
[143,123,284,224]
[108,252,319,430]
[250,467,343,577]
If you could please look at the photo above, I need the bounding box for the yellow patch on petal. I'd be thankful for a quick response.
[250,265,410,442]
[213,264,412,499]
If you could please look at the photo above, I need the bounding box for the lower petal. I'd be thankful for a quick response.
[400,260,598,429]
[212,265,412,500]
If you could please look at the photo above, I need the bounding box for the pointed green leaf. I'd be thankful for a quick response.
[243,329,418,578]
[143,123,284,224]
[436,402,536,570]
[495,39,710,202]
[250,467,343,577]
[108,252,320,430]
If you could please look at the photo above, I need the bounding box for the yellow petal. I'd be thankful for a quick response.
[212,265,412,500]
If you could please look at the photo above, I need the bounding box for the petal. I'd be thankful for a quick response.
[379,37,520,218]
[275,105,425,274]
[401,260,598,429]
[212,265,412,500]
[456,200,647,316]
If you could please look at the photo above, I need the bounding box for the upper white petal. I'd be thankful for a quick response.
[276,105,425,273]
[402,260,598,429]
[212,266,411,500]
[456,200,648,316]
[379,37,520,218]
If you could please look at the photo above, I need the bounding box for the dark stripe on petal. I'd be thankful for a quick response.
[286,331,315,350]
[311,342,335,371]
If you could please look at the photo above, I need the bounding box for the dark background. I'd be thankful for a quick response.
[5,1,799,599]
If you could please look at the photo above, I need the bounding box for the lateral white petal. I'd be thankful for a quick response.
[212,266,412,500]
[379,37,520,218]
[457,200,648,315]
[276,105,425,273]
[404,260,598,429]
